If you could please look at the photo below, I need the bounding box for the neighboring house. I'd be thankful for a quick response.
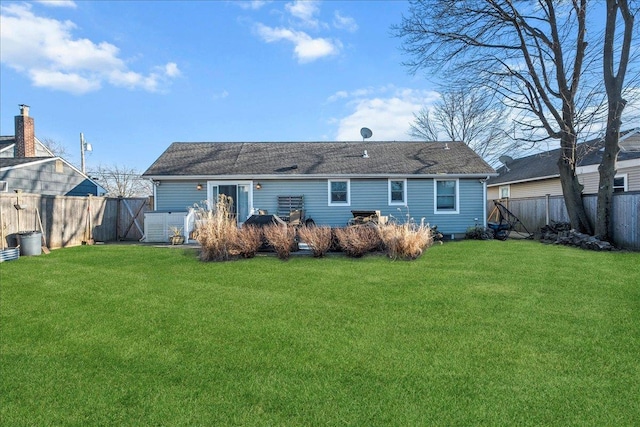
[0,105,103,196]
[142,141,497,241]
[487,128,640,200]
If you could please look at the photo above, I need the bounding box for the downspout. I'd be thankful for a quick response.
[482,176,489,228]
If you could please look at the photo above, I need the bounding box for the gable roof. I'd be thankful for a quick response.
[488,129,640,186]
[143,141,496,179]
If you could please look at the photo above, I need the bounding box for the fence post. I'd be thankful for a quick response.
[116,196,122,241]
[545,194,550,226]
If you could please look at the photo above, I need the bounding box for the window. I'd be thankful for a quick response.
[435,179,458,214]
[499,185,510,199]
[613,175,627,193]
[0,181,7,192]
[55,160,63,173]
[388,179,407,205]
[328,179,350,206]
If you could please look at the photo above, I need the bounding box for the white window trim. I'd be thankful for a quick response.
[328,179,350,206]
[434,178,459,214]
[499,185,510,199]
[614,174,628,192]
[388,179,407,206]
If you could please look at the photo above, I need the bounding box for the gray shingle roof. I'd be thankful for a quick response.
[488,129,640,185]
[143,141,496,178]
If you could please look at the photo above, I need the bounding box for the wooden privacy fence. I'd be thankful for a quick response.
[0,193,151,249]
[488,192,640,250]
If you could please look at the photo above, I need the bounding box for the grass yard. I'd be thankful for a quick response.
[1,240,639,426]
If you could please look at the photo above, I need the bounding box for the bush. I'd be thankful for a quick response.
[193,195,239,262]
[298,226,332,258]
[236,225,263,258]
[263,224,297,260]
[465,225,494,240]
[334,225,383,257]
[378,220,434,260]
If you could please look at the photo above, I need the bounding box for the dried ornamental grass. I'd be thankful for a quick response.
[298,226,332,257]
[334,225,382,257]
[263,224,297,260]
[236,225,263,258]
[193,195,239,262]
[378,219,434,260]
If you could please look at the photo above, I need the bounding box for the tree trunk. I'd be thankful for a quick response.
[596,101,624,241]
[596,0,634,242]
[557,133,592,234]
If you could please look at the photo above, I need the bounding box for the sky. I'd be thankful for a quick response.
[0,0,442,173]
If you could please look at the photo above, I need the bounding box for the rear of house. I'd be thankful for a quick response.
[142,141,496,242]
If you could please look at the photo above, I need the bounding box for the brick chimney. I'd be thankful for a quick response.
[15,104,35,158]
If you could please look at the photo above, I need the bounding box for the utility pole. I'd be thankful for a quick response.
[80,133,92,175]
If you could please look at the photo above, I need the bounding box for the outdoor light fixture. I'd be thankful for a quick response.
[196,183,203,190]
[255,183,262,190]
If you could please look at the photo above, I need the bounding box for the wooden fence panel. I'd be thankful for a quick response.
[488,192,639,250]
[0,193,151,249]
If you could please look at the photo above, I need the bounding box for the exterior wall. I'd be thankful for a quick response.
[155,180,206,211]
[578,164,640,193]
[1,161,98,196]
[156,177,488,235]
[489,164,640,199]
[488,177,562,200]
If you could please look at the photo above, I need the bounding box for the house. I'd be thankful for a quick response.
[142,141,496,241]
[0,105,103,196]
[487,128,640,200]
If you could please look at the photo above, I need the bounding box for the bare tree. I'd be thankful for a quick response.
[92,164,152,198]
[40,138,71,159]
[395,0,598,233]
[596,0,635,241]
[409,89,516,165]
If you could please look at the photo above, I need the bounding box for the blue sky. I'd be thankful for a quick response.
[1,0,441,173]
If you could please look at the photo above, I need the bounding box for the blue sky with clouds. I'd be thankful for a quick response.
[1,0,442,172]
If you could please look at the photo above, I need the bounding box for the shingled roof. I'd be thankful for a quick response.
[488,129,640,186]
[143,141,496,178]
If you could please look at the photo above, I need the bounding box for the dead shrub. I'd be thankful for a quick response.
[378,219,434,260]
[193,195,239,262]
[236,225,263,258]
[298,226,332,257]
[263,224,297,260]
[334,225,383,257]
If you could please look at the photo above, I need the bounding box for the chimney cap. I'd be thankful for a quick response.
[19,104,30,116]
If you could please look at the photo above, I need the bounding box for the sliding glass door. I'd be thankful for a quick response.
[207,181,252,224]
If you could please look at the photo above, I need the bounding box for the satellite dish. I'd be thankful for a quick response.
[360,127,373,140]
[499,155,513,165]
[499,155,513,172]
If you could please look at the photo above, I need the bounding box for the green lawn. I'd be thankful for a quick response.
[1,241,639,426]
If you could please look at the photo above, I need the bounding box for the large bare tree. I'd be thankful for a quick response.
[596,0,635,241]
[395,0,597,233]
[92,164,152,198]
[409,88,516,165]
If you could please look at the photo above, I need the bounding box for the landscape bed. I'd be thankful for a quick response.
[1,240,639,425]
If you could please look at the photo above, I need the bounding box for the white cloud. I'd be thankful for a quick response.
[236,1,269,10]
[30,69,100,94]
[333,11,357,33]
[333,87,440,141]
[285,0,321,29]
[164,62,181,77]
[255,24,340,63]
[35,0,77,8]
[0,3,180,94]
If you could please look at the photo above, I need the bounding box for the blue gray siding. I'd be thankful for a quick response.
[1,160,99,196]
[155,181,206,211]
[156,177,486,235]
